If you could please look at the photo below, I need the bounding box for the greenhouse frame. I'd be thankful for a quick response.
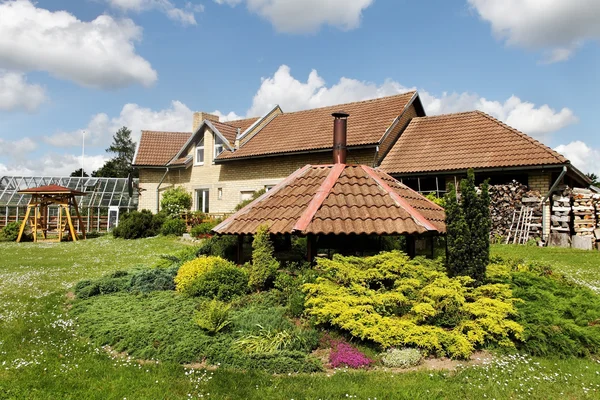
[0,176,139,233]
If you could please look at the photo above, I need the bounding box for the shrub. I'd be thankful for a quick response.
[151,211,168,234]
[160,186,192,217]
[190,221,216,238]
[329,340,374,369]
[0,221,20,242]
[160,218,187,236]
[248,225,279,290]
[112,210,156,239]
[174,256,235,295]
[196,235,238,261]
[303,251,523,359]
[188,264,248,300]
[381,348,422,368]
[235,325,294,353]
[129,267,177,293]
[194,299,232,334]
[153,245,202,269]
[445,169,491,284]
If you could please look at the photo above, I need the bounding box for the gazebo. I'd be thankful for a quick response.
[16,184,87,242]
[213,112,446,261]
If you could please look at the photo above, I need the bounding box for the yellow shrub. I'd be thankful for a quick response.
[303,251,523,359]
[174,256,232,294]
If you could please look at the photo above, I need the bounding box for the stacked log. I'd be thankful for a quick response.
[595,194,600,246]
[572,188,595,237]
[488,180,542,240]
[551,185,572,234]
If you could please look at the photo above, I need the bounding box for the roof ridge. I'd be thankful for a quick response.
[141,130,191,135]
[414,110,480,120]
[474,110,566,164]
[278,91,417,117]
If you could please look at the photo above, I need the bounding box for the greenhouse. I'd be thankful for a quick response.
[0,176,139,233]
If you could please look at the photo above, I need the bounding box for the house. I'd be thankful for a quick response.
[133,91,589,237]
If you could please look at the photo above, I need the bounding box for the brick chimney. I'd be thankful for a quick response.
[332,111,349,164]
[193,112,220,132]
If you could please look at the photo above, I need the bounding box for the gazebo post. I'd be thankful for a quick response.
[406,235,416,258]
[72,195,86,239]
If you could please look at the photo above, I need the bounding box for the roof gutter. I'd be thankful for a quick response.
[156,167,169,212]
[387,163,568,178]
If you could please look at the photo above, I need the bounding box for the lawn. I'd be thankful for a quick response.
[1,237,599,399]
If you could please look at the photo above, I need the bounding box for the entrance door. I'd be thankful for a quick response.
[196,190,209,213]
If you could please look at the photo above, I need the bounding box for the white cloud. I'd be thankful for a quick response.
[0,153,109,176]
[211,110,244,121]
[243,65,577,137]
[44,100,193,148]
[0,71,46,112]
[106,0,204,26]
[0,0,157,89]
[468,0,600,62]
[555,141,600,177]
[0,137,37,159]
[214,0,374,33]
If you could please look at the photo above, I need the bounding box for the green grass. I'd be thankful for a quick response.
[492,244,600,292]
[1,237,599,399]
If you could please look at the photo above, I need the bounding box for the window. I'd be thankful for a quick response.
[214,136,224,159]
[195,138,204,165]
[217,188,223,200]
[240,191,254,202]
[196,189,209,213]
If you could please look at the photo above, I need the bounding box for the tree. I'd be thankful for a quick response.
[160,186,192,217]
[92,127,137,178]
[586,172,599,186]
[445,169,490,285]
[70,168,89,177]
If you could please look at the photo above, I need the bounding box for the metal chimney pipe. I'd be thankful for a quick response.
[332,111,349,164]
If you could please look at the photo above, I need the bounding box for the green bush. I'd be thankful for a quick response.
[194,299,232,334]
[151,211,168,234]
[190,221,216,237]
[248,225,279,290]
[152,245,201,269]
[160,186,192,217]
[381,348,422,368]
[487,258,600,357]
[129,267,177,293]
[303,251,523,359]
[0,221,20,242]
[189,264,248,300]
[174,256,236,295]
[196,235,238,260]
[113,210,157,239]
[160,218,187,236]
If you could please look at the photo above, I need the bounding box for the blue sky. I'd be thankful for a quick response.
[0,0,598,176]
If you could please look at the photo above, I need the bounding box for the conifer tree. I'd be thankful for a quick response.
[445,182,470,278]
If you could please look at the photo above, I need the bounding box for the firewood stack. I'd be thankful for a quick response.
[572,188,596,237]
[488,180,543,240]
[551,185,572,234]
[595,194,600,244]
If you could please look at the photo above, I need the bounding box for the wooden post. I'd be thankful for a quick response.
[33,204,38,243]
[72,196,86,239]
[58,205,63,242]
[16,205,32,243]
[64,206,77,242]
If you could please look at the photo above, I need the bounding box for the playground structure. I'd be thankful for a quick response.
[0,176,139,233]
[16,185,86,242]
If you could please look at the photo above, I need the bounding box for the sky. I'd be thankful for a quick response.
[0,0,598,177]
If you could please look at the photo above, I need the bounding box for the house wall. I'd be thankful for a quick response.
[137,124,375,214]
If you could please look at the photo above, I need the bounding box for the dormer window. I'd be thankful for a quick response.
[214,136,224,159]
[195,138,204,165]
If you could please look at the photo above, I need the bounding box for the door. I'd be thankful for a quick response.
[196,190,209,213]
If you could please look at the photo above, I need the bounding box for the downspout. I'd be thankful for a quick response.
[156,167,169,212]
[541,165,567,240]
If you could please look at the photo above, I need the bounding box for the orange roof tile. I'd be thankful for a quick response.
[213,163,445,235]
[134,131,191,167]
[217,92,416,160]
[209,121,239,145]
[223,117,259,134]
[379,111,568,174]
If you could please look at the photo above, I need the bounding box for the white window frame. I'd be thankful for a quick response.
[264,185,275,192]
[214,136,224,160]
[195,138,205,166]
[196,189,209,213]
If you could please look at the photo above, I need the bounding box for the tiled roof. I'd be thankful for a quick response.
[134,131,191,166]
[217,92,416,160]
[379,111,568,174]
[223,117,259,134]
[213,163,445,235]
[167,155,193,167]
[18,184,85,196]
[210,121,239,145]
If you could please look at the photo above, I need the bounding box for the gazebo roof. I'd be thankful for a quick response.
[18,184,86,196]
[213,164,445,236]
